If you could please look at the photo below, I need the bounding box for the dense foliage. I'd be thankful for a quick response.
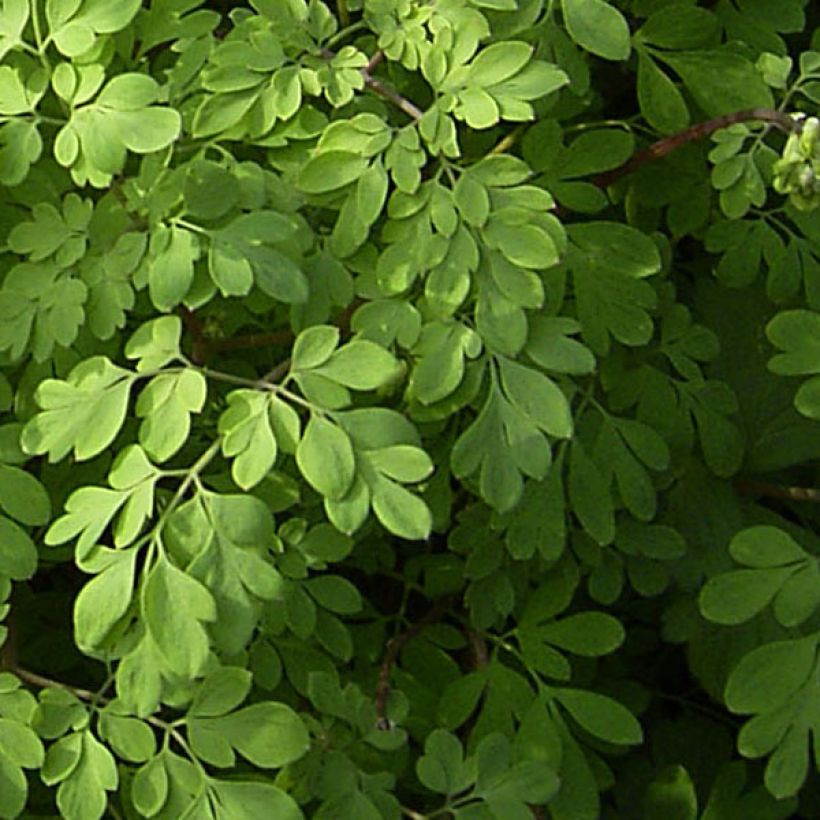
[4,0,820,817]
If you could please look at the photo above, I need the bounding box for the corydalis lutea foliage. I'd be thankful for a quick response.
[0,0,819,818]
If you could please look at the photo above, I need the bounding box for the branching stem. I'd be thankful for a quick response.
[375,597,453,725]
[321,47,424,121]
[13,665,197,755]
[594,108,800,189]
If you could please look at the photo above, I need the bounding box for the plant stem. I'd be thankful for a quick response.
[734,478,820,503]
[594,108,800,189]
[375,596,454,725]
[337,0,350,27]
[13,665,198,751]
[321,47,424,120]
[489,124,526,155]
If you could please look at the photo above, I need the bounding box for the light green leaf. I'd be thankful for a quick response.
[142,557,216,678]
[291,325,340,371]
[298,151,368,194]
[125,316,182,373]
[296,416,355,500]
[148,227,198,312]
[561,0,631,61]
[190,702,309,768]
[207,779,303,820]
[131,756,167,818]
[54,731,118,820]
[313,340,402,390]
[219,391,278,490]
[74,550,136,651]
[371,476,432,540]
[98,708,156,763]
[189,667,252,718]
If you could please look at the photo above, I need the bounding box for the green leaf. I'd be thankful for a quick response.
[637,4,719,49]
[525,317,595,375]
[305,575,362,614]
[643,765,698,820]
[22,357,133,462]
[637,52,690,135]
[148,227,198,312]
[125,316,182,373]
[291,325,340,371]
[190,667,253,718]
[219,390,278,490]
[538,612,624,656]
[437,672,487,730]
[184,159,238,221]
[768,310,820,375]
[53,731,118,820]
[699,567,796,625]
[296,416,355,500]
[660,50,774,117]
[0,0,28,62]
[371,476,432,540]
[189,702,309,768]
[313,340,402,390]
[0,516,37,580]
[208,780,303,820]
[569,440,614,545]
[131,756,167,818]
[417,729,473,795]
[0,718,43,768]
[554,688,643,744]
[568,222,661,278]
[142,557,216,678]
[298,151,368,194]
[98,707,156,763]
[136,369,206,462]
[725,636,817,714]
[561,0,631,61]
[729,526,807,568]
[499,357,573,438]
[74,549,136,651]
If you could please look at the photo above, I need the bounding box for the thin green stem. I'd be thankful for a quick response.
[152,439,222,537]
[18,41,41,59]
[337,0,350,27]
[11,665,194,745]
[107,800,125,820]
[326,20,369,49]
[172,217,210,236]
[489,124,526,155]
[35,115,67,127]
[193,363,317,412]
[400,808,428,820]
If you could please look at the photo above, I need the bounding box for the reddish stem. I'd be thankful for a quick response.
[593,108,798,189]
[375,597,453,727]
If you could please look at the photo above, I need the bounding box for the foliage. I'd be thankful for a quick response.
[3,0,820,817]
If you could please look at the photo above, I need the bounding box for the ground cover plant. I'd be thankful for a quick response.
[4,0,820,817]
